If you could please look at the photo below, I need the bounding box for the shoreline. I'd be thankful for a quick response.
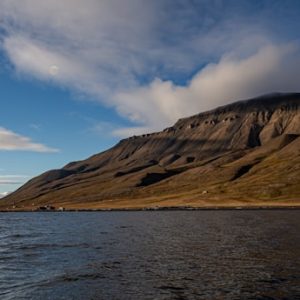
[1,205,300,212]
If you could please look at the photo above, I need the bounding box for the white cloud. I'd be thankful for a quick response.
[0,0,160,97]
[0,127,59,152]
[0,175,29,184]
[0,191,11,198]
[0,1,272,95]
[112,126,154,138]
[113,44,300,136]
[0,180,23,185]
[0,1,300,137]
[0,175,29,178]
[3,35,102,94]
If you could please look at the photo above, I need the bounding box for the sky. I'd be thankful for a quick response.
[0,0,300,196]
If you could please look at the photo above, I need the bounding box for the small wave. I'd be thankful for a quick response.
[60,272,107,282]
[12,242,91,251]
[157,285,185,291]
[2,233,40,240]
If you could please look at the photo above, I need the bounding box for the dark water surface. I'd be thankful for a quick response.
[0,211,299,300]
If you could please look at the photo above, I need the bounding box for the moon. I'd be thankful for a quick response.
[49,65,59,76]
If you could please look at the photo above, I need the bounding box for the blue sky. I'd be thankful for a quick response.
[0,0,300,195]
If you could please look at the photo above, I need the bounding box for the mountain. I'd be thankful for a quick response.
[2,93,300,210]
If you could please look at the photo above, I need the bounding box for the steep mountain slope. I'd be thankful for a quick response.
[2,93,300,210]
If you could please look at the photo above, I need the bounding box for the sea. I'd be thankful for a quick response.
[0,210,299,300]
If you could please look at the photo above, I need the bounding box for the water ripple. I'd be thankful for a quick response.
[0,210,299,300]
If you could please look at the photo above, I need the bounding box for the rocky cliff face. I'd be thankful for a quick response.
[2,93,300,209]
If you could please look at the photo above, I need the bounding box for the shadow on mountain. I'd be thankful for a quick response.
[137,170,181,187]
[231,164,255,181]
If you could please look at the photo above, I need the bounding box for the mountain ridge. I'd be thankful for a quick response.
[2,93,300,210]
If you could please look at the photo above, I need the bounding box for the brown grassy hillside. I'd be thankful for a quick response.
[1,93,300,210]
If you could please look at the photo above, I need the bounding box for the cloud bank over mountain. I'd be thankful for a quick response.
[1,0,300,136]
[114,44,300,136]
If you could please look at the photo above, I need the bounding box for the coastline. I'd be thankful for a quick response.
[1,205,300,212]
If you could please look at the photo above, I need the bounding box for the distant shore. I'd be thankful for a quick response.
[1,205,300,212]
